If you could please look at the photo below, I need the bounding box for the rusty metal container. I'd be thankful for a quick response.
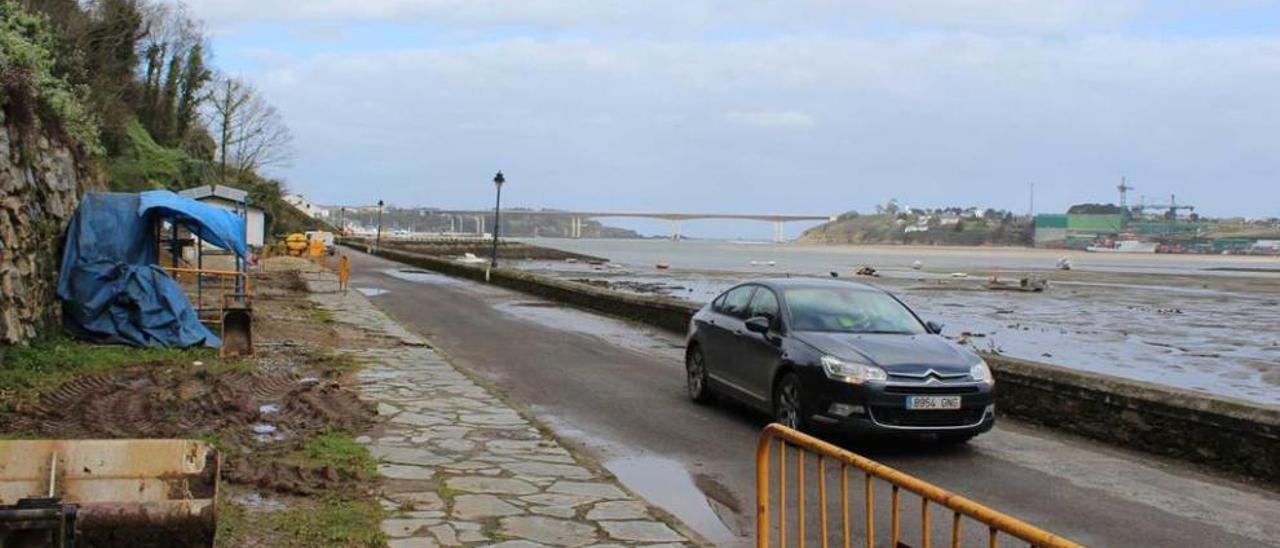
[0,439,219,547]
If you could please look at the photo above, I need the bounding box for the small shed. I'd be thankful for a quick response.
[178,185,265,248]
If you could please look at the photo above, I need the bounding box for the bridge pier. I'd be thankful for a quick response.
[669,219,682,241]
[476,215,484,236]
[773,220,784,243]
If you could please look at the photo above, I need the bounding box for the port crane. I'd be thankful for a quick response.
[1117,177,1134,211]
[1134,194,1195,219]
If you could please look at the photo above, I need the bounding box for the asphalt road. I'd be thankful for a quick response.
[344,249,1280,547]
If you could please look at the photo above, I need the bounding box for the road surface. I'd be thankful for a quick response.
[343,249,1280,547]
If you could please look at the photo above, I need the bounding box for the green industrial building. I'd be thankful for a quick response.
[1034,214,1124,248]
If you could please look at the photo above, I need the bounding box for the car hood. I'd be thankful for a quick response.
[795,332,976,374]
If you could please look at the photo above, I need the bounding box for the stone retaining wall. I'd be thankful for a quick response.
[0,114,87,345]
[352,242,1280,484]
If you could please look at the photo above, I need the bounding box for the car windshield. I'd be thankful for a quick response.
[784,287,926,335]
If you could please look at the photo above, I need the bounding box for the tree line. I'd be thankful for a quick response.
[4,0,306,232]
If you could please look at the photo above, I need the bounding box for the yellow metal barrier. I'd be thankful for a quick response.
[757,423,1081,548]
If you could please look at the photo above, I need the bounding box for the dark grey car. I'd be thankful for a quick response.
[685,278,995,441]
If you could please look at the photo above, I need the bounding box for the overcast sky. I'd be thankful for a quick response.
[175,1,1279,237]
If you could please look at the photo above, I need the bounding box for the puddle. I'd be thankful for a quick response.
[258,404,280,414]
[358,370,402,380]
[494,301,685,362]
[356,287,388,296]
[510,301,562,308]
[232,491,287,511]
[251,422,286,443]
[605,455,742,544]
[385,268,466,285]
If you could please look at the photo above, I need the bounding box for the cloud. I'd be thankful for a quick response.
[725,111,817,130]
[236,30,1280,220]
[177,0,1148,35]
[159,0,1280,228]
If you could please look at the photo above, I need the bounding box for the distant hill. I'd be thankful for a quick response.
[341,208,642,239]
[799,209,1032,246]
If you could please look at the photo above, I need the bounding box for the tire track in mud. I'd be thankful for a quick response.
[1,366,375,495]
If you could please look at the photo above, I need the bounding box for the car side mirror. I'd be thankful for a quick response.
[745,316,771,335]
[926,320,944,335]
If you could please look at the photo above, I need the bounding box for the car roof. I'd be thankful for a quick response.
[736,277,885,293]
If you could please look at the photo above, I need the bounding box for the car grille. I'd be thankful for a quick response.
[870,407,986,427]
[882,385,981,395]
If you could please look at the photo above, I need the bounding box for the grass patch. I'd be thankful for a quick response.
[319,351,363,375]
[0,336,220,411]
[310,307,335,324]
[433,476,458,507]
[297,432,377,477]
[214,489,385,548]
[266,495,385,547]
[214,493,250,547]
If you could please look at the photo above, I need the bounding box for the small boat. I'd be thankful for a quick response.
[565,258,579,263]
[457,252,486,264]
[950,272,969,278]
[749,260,777,267]
[986,274,1048,292]
[911,260,923,270]
[655,262,670,270]
[1056,257,1072,270]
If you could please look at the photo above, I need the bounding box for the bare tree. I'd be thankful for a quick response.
[207,75,294,179]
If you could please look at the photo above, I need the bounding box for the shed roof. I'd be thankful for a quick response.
[179,184,248,204]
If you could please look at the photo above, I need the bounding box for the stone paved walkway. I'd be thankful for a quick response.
[311,288,695,547]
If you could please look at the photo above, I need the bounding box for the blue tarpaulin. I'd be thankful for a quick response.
[57,191,247,348]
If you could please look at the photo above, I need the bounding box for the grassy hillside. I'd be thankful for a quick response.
[800,211,1032,246]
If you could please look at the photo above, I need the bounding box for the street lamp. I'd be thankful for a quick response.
[375,200,384,252]
[490,171,505,268]
[339,207,346,235]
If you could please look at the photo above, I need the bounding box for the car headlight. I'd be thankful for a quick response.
[970,360,994,385]
[821,355,887,385]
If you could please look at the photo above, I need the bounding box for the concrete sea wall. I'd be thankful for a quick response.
[353,242,1280,484]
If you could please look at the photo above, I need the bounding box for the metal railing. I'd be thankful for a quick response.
[161,267,252,319]
[757,423,1081,548]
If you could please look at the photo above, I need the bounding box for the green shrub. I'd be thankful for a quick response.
[0,1,101,154]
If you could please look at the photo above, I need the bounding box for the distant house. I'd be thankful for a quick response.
[284,194,330,219]
[178,185,266,248]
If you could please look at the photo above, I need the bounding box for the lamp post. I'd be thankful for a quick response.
[339,207,346,235]
[490,171,505,268]
[375,200,384,253]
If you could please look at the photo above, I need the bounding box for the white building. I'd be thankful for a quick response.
[284,193,330,219]
[178,185,266,248]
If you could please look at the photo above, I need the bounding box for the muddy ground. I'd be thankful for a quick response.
[0,257,391,547]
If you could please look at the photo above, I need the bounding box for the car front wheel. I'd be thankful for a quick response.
[686,346,712,403]
[773,372,804,430]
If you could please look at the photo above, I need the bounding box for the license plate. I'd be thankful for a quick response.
[906,396,962,410]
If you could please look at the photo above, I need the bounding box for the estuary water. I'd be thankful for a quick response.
[514,238,1280,405]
